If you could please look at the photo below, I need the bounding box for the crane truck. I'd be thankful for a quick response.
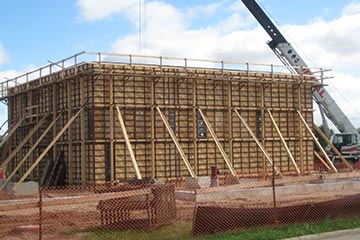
[241,0,359,164]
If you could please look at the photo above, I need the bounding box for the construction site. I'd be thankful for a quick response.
[1,0,360,239]
[0,51,318,187]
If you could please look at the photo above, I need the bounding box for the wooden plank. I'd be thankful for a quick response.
[0,113,62,191]
[314,124,354,171]
[314,151,331,170]
[198,108,237,177]
[298,87,304,173]
[115,106,142,179]
[0,188,152,212]
[267,110,300,175]
[52,84,57,173]
[0,120,8,137]
[81,77,86,183]
[0,202,39,212]
[67,80,73,184]
[156,107,196,178]
[0,114,50,169]
[197,171,360,195]
[233,109,282,176]
[150,78,156,178]
[12,108,83,192]
[110,76,115,182]
[228,81,233,166]
[296,110,338,173]
[0,117,24,149]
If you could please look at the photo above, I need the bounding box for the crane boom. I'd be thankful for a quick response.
[241,0,358,134]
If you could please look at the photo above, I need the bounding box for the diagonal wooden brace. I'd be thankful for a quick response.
[156,107,196,178]
[198,108,237,177]
[12,108,83,192]
[0,114,61,191]
[296,110,338,173]
[267,109,300,175]
[116,106,142,180]
[234,109,282,176]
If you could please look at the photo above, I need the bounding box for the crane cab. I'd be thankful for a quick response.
[327,133,359,164]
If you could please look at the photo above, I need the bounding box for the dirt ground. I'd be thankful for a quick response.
[1,181,359,240]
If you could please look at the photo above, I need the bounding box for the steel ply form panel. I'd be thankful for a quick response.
[5,61,316,184]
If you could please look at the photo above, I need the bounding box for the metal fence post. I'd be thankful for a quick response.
[38,186,43,240]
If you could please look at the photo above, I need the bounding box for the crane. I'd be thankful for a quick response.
[241,0,359,163]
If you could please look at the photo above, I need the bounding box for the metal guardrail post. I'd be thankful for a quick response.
[0,51,330,100]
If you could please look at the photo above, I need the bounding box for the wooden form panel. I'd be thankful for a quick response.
[6,62,316,184]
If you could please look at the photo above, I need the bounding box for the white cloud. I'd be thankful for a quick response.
[277,10,360,74]
[342,2,360,15]
[0,69,18,80]
[78,0,360,128]
[77,0,138,22]
[185,2,222,19]
[0,42,9,65]
[111,0,278,64]
[278,9,360,128]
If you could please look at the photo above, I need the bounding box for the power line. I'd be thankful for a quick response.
[258,0,360,123]
[138,0,147,61]
[139,0,142,56]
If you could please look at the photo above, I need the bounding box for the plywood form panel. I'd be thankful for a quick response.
[7,61,316,184]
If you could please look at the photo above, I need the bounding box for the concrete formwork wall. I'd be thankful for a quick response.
[6,62,315,184]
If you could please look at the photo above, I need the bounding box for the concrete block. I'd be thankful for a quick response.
[186,176,211,189]
[195,180,360,202]
[224,176,240,185]
[308,179,325,184]
[16,225,39,233]
[6,181,38,196]
[175,190,195,201]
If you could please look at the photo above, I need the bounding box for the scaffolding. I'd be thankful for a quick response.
[0,52,329,186]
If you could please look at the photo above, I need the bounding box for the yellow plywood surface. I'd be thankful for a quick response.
[7,62,316,183]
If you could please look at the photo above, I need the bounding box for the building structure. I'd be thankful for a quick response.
[0,52,324,188]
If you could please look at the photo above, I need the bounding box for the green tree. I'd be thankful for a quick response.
[314,125,334,151]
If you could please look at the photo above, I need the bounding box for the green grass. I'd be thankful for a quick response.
[199,217,360,240]
[84,222,192,240]
[83,217,360,240]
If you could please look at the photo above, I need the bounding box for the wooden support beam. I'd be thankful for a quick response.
[150,78,156,178]
[12,108,83,192]
[52,84,57,167]
[0,113,62,191]
[192,78,198,174]
[67,80,73,183]
[0,114,50,169]
[0,117,24,149]
[80,77,86,183]
[314,125,354,171]
[233,109,282,176]
[156,107,196,178]
[115,106,142,180]
[297,86,304,173]
[0,188,152,212]
[109,76,115,182]
[260,82,266,174]
[267,110,300,175]
[198,108,237,177]
[0,120,8,134]
[296,110,338,173]
[314,151,331,171]
[228,80,233,165]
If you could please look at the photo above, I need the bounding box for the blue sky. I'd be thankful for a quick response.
[1,0,360,131]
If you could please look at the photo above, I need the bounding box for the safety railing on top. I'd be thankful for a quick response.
[0,51,331,100]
